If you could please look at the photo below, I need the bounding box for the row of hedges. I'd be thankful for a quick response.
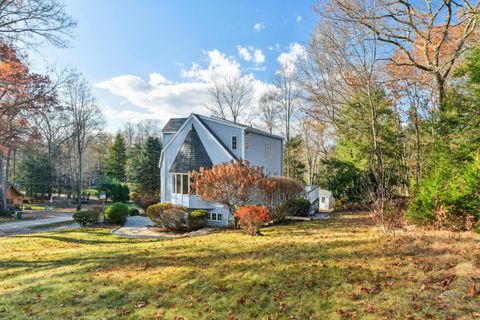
[146,204,208,231]
[73,203,141,226]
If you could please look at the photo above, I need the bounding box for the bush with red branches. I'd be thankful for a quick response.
[234,205,270,235]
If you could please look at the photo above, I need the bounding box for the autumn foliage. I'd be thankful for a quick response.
[234,205,270,235]
[190,160,265,218]
[260,176,304,221]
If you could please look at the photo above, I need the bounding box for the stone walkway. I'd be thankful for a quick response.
[0,213,74,236]
[112,215,217,239]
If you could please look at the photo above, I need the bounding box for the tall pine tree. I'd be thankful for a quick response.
[106,134,127,182]
[128,137,162,193]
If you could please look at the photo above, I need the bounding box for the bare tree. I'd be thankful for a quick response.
[122,122,135,149]
[319,0,480,107]
[259,93,278,134]
[207,74,253,123]
[65,74,104,211]
[0,0,76,47]
[270,64,303,177]
[300,118,331,185]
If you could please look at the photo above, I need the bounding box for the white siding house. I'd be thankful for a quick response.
[159,113,283,226]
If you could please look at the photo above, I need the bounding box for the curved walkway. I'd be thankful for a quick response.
[112,215,216,239]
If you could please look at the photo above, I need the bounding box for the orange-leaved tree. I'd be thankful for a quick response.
[190,160,266,221]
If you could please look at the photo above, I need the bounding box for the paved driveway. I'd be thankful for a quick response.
[0,213,74,236]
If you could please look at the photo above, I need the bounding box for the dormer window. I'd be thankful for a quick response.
[232,136,237,150]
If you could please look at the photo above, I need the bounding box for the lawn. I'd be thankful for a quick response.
[0,213,479,320]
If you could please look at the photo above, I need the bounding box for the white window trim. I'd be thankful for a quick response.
[265,144,272,158]
[232,135,237,150]
[208,212,223,221]
[171,173,190,195]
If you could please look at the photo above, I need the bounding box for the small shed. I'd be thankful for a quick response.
[318,189,335,212]
[2,184,24,209]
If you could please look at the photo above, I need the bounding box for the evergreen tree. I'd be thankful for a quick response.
[137,137,162,193]
[106,134,127,181]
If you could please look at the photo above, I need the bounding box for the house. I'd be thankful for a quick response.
[159,113,283,226]
[318,189,335,212]
[0,184,24,209]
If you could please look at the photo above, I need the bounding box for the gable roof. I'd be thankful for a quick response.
[194,115,238,160]
[169,126,213,173]
[162,118,188,133]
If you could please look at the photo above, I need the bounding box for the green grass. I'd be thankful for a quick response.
[0,213,479,319]
[0,216,15,223]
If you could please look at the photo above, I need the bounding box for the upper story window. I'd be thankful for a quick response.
[232,136,237,150]
[265,144,271,158]
[244,135,250,151]
[171,173,189,195]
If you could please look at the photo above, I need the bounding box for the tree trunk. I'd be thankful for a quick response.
[0,157,7,209]
[76,140,83,211]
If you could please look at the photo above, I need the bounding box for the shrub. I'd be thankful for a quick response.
[407,152,480,230]
[129,207,140,216]
[104,202,129,224]
[234,206,270,235]
[131,192,159,209]
[280,198,311,217]
[0,209,12,217]
[260,176,304,222]
[147,203,186,231]
[187,210,208,231]
[73,210,99,227]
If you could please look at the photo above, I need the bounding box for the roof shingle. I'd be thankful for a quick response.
[169,126,213,173]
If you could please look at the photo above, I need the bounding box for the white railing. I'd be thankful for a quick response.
[171,194,213,209]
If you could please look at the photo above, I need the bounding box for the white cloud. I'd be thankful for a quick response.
[237,46,252,62]
[236,46,265,64]
[253,49,265,64]
[296,16,302,23]
[96,49,273,131]
[277,42,306,74]
[253,22,264,32]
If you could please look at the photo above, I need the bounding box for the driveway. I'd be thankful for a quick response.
[0,212,75,236]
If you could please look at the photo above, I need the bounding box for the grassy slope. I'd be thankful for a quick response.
[0,213,479,320]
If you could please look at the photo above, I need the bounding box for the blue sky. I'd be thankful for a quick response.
[33,0,318,132]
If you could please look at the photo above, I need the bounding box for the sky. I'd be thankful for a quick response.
[31,0,318,132]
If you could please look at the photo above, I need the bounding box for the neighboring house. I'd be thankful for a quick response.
[0,184,24,209]
[319,189,335,212]
[159,113,283,226]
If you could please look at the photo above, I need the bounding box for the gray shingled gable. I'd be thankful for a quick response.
[169,126,213,173]
[162,118,187,132]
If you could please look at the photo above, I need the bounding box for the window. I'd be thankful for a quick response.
[171,173,190,195]
[321,197,326,203]
[182,174,189,194]
[265,144,271,158]
[232,136,237,150]
[208,212,223,221]
[245,135,250,151]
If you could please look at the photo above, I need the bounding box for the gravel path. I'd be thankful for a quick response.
[112,215,217,239]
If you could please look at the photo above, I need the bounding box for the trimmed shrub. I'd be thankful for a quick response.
[0,209,12,217]
[131,192,159,209]
[105,202,129,224]
[260,176,304,222]
[129,207,140,216]
[147,203,186,231]
[187,210,208,231]
[281,198,311,217]
[73,210,99,227]
[234,205,270,235]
